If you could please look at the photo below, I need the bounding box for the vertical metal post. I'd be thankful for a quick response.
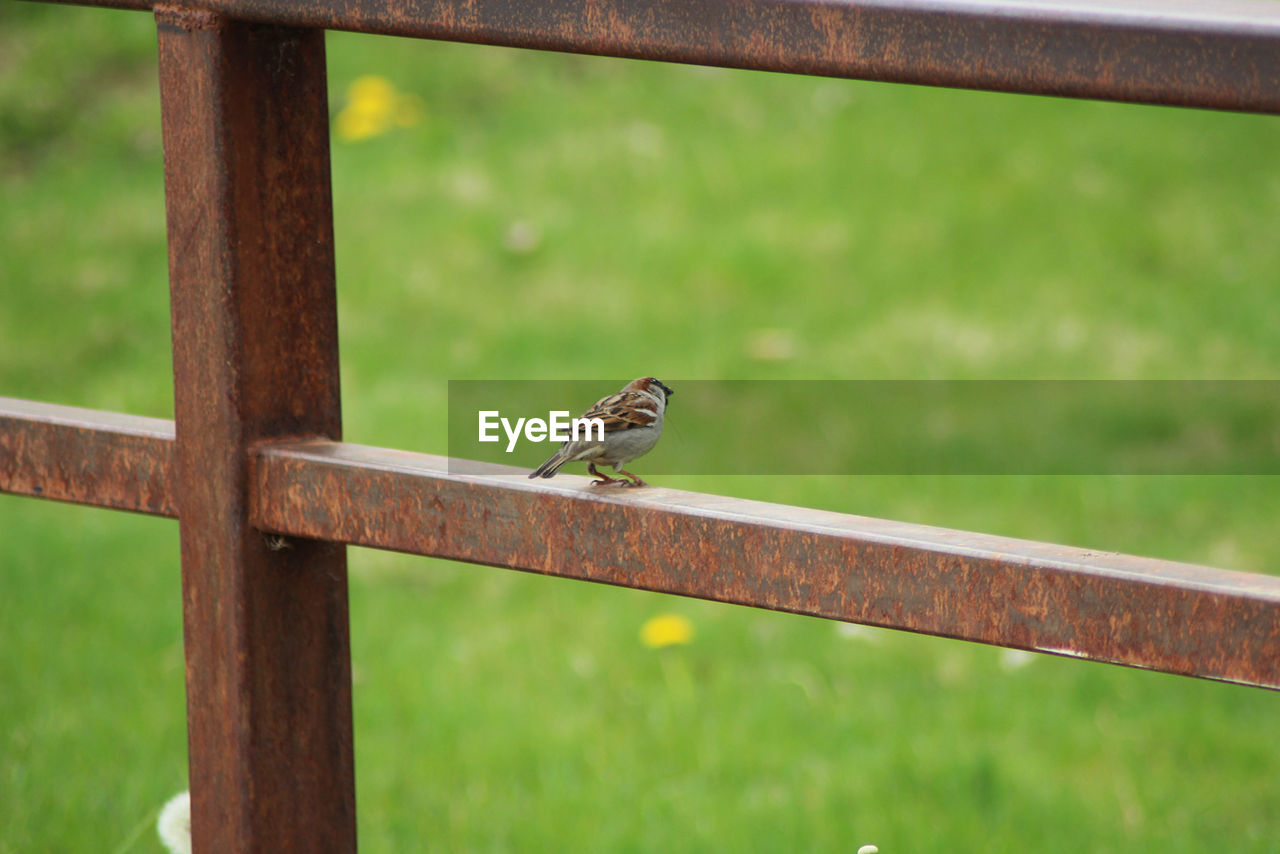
[156,9,356,852]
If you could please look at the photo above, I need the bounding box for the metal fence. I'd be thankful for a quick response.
[3,0,1280,850]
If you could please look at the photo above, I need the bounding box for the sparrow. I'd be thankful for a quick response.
[528,377,673,487]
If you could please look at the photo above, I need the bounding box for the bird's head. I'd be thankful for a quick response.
[626,377,673,405]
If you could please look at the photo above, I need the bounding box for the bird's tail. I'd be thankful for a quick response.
[529,449,567,479]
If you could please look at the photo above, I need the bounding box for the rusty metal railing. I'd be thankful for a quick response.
[42,0,1280,113]
[4,0,1280,851]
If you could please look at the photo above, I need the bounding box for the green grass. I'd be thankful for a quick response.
[3,3,1280,851]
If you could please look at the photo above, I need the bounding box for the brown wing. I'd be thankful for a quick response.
[579,390,659,432]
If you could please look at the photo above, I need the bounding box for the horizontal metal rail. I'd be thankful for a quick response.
[37,0,1280,114]
[5,397,1279,690]
[0,397,176,517]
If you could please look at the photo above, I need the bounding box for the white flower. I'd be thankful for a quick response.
[157,791,191,854]
[857,845,880,854]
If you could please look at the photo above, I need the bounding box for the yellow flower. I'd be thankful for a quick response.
[335,75,424,143]
[348,75,395,113]
[640,614,694,648]
[336,108,385,143]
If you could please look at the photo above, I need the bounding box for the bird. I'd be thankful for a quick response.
[528,377,673,487]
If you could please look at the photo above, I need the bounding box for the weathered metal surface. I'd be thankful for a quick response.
[0,397,176,517]
[34,0,1280,114]
[254,441,1280,691]
[6,392,1278,692]
[156,10,355,853]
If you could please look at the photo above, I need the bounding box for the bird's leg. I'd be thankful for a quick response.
[588,463,625,487]
[615,468,648,488]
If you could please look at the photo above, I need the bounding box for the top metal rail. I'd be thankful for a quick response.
[45,0,1280,113]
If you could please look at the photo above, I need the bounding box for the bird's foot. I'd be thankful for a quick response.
[588,464,625,487]
[617,469,647,488]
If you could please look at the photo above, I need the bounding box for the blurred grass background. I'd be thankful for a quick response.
[2,3,1279,851]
